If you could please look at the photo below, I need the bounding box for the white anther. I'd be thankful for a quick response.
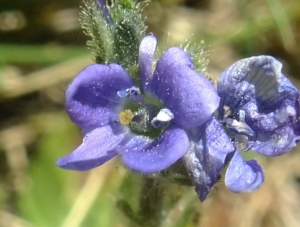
[151,108,174,128]
[117,86,143,103]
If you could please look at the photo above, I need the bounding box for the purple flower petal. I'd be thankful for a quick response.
[250,125,300,156]
[95,0,114,25]
[118,126,189,174]
[225,151,264,193]
[66,63,134,128]
[242,99,298,132]
[139,35,157,93]
[182,117,235,201]
[150,47,220,129]
[218,55,299,115]
[56,124,127,171]
[218,55,300,156]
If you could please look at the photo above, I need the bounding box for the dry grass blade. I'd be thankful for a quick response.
[197,148,300,227]
[0,55,92,100]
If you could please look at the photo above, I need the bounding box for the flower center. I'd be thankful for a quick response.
[222,110,254,151]
[222,110,254,137]
[130,104,160,133]
[118,86,173,138]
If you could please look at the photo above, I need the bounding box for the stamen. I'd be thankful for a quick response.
[151,108,174,128]
[119,109,134,125]
[222,110,254,137]
[117,86,143,103]
[235,134,252,151]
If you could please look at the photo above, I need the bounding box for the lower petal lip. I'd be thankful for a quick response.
[118,125,189,174]
[56,125,126,171]
[225,151,264,193]
[182,117,235,201]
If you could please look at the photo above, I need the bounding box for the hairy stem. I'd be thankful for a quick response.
[138,177,164,227]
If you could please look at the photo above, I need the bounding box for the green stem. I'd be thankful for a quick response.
[138,177,164,227]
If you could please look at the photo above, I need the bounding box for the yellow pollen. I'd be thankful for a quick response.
[119,109,134,125]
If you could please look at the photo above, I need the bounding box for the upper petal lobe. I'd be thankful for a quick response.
[139,35,157,93]
[150,47,220,128]
[218,55,299,114]
[66,63,134,129]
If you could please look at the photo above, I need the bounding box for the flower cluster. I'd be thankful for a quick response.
[57,0,300,201]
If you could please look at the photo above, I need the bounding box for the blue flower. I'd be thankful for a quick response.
[183,55,300,201]
[56,35,221,174]
[217,56,300,193]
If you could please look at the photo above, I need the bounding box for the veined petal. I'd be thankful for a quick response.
[56,124,127,171]
[182,117,235,201]
[118,126,189,174]
[66,64,134,128]
[218,55,299,114]
[151,47,220,128]
[218,56,300,156]
[242,99,298,132]
[139,35,157,93]
[240,99,300,156]
[225,151,264,193]
[250,125,300,156]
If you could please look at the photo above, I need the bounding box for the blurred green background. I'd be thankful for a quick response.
[0,0,300,227]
